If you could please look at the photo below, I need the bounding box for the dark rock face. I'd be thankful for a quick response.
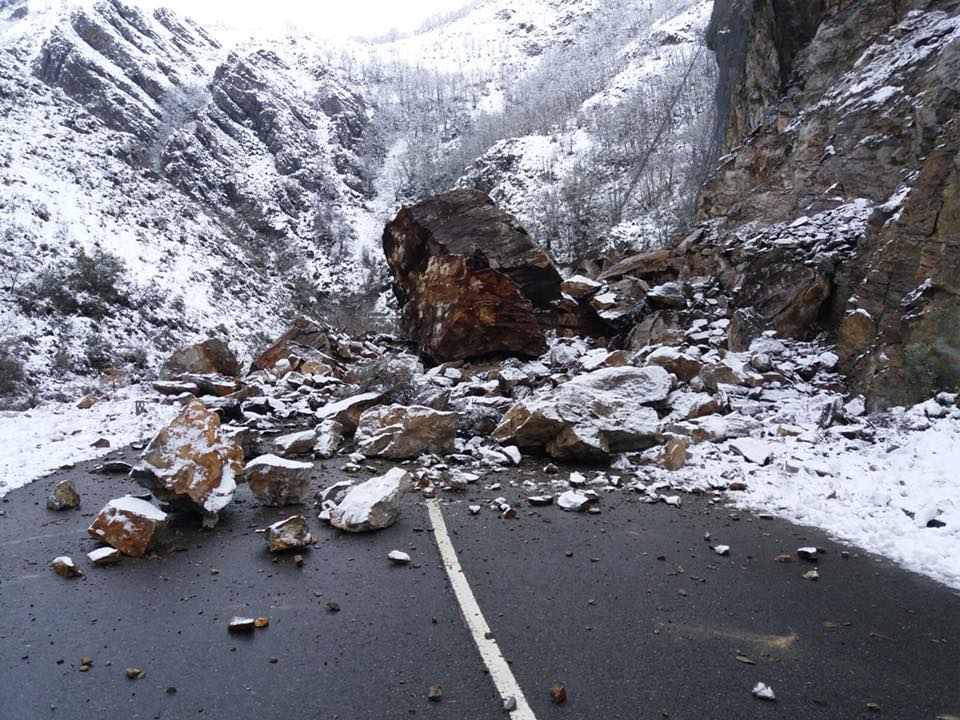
[686,0,960,406]
[383,189,562,362]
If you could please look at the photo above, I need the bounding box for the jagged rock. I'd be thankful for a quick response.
[313,420,343,458]
[598,248,678,284]
[160,339,241,379]
[314,392,383,434]
[646,346,702,382]
[752,682,776,702]
[493,366,670,460]
[388,550,411,565]
[729,263,832,350]
[179,374,243,398]
[382,188,561,362]
[699,361,751,391]
[657,436,689,470]
[228,617,257,632]
[577,349,629,372]
[251,316,332,373]
[51,556,81,577]
[245,455,313,506]
[256,515,314,551]
[451,396,506,436]
[647,282,686,309]
[87,547,122,567]
[625,310,684,350]
[355,405,458,459]
[728,437,773,465]
[273,429,316,457]
[134,400,244,527]
[561,274,602,298]
[689,413,762,443]
[557,490,595,512]
[328,467,410,532]
[46,479,80,511]
[88,497,167,557]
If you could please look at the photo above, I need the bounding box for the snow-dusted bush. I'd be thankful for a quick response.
[21,248,129,321]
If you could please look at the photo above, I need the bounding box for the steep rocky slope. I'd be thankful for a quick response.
[0,0,380,407]
[675,0,959,407]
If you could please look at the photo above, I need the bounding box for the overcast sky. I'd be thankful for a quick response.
[135,0,469,38]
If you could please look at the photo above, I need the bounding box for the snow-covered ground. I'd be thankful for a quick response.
[0,388,178,498]
[639,394,960,591]
[728,411,960,590]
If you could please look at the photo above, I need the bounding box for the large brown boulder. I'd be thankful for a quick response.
[383,189,562,362]
[161,339,241,379]
[134,400,245,527]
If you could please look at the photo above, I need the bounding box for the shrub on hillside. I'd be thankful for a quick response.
[20,248,129,321]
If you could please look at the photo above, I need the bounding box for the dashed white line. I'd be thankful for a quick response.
[426,499,538,720]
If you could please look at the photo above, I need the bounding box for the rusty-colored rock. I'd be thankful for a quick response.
[250,316,332,373]
[383,189,561,362]
[88,497,168,557]
[161,339,241,379]
[134,400,244,527]
[657,437,689,471]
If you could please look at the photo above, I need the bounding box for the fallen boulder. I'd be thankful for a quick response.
[88,497,168,557]
[256,515,314,551]
[313,419,344,458]
[161,339,241,379]
[250,316,332,373]
[382,188,562,362]
[134,400,244,527]
[328,467,410,533]
[51,556,81,578]
[557,490,596,512]
[245,455,313,506]
[646,346,702,382]
[492,366,670,460]
[355,404,458,459]
[47,480,81,511]
[87,547,122,566]
[273,429,316,457]
[314,392,383,434]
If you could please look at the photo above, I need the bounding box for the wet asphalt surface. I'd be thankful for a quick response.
[1,447,958,720]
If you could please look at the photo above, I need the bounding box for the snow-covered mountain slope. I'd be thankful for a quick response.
[0,0,718,409]
[459,0,715,264]
[0,0,383,407]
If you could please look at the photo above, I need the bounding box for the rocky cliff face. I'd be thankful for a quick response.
[691,0,960,406]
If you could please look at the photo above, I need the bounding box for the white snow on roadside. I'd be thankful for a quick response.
[0,388,178,497]
[727,410,960,590]
[648,396,960,591]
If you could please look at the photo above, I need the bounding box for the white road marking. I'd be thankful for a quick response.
[426,499,538,719]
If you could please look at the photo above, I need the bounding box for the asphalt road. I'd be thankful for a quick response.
[1,448,958,720]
